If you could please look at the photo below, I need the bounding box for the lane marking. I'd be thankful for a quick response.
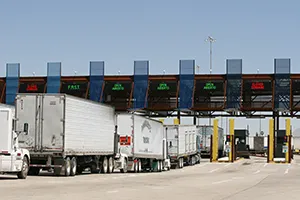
[212,179,232,185]
[107,190,118,193]
[284,169,289,174]
[224,163,231,167]
[198,163,209,167]
[253,170,260,174]
[232,177,244,180]
[263,163,268,167]
[209,168,220,173]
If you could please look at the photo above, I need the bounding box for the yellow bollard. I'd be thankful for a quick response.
[174,118,180,125]
[212,119,219,162]
[229,119,234,162]
[286,118,291,163]
[268,119,274,163]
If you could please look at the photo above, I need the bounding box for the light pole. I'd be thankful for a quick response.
[206,36,216,75]
[206,36,216,126]
[257,69,262,135]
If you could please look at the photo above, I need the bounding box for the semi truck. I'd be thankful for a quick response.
[197,125,224,158]
[15,94,117,176]
[0,103,30,179]
[234,129,250,159]
[165,125,200,169]
[114,113,170,173]
[248,136,267,156]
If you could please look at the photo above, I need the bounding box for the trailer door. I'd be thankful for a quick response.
[16,95,41,151]
[41,95,64,152]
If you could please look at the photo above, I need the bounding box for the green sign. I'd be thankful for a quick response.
[157,83,169,91]
[203,82,216,90]
[68,84,80,90]
[112,83,124,91]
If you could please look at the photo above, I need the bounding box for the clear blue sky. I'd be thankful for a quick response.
[1,0,299,76]
[1,0,300,133]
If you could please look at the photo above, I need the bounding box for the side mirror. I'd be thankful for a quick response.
[23,123,29,135]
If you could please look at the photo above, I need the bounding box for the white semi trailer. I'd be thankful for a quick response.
[114,113,170,173]
[0,103,30,179]
[15,94,117,176]
[165,125,200,168]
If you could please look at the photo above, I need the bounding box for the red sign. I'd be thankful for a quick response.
[119,136,131,146]
[26,84,38,92]
[251,82,264,90]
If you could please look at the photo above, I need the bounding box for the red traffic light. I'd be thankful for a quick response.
[284,136,288,143]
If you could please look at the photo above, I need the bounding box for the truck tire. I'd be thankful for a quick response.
[28,168,40,176]
[180,158,183,168]
[108,157,114,173]
[158,161,162,172]
[120,159,128,173]
[64,157,71,176]
[134,160,138,173]
[137,159,142,172]
[17,156,29,179]
[70,157,77,176]
[102,157,108,174]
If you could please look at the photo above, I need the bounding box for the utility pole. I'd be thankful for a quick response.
[206,36,216,75]
[206,36,216,126]
[257,69,262,135]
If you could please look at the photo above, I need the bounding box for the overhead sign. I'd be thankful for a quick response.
[26,84,38,92]
[112,83,124,91]
[251,82,265,90]
[203,82,216,90]
[157,83,170,91]
[67,84,80,90]
[19,82,45,93]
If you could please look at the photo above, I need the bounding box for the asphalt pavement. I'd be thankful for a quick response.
[1,156,300,200]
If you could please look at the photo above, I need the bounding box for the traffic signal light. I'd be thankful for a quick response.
[284,136,288,143]
[226,135,230,142]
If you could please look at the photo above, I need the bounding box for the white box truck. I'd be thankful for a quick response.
[15,94,117,176]
[197,125,224,158]
[0,103,30,179]
[114,113,170,173]
[165,125,200,168]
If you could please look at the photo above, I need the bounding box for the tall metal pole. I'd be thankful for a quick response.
[257,69,262,135]
[206,36,216,126]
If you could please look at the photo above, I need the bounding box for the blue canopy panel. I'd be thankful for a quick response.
[47,62,61,94]
[133,61,149,110]
[179,60,195,110]
[274,58,291,111]
[6,63,20,105]
[225,59,242,110]
[89,61,105,102]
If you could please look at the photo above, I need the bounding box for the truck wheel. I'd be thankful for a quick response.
[108,157,114,173]
[120,159,128,173]
[180,158,183,168]
[64,157,71,176]
[102,157,108,174]
[70,157,77,176]
[17,157,29,179]
[158,161,162,172]
[137,159,142,172]
[28,168,40,176]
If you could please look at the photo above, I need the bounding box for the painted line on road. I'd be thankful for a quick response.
[232,177,244,180]
[253,170,260,174]
[209,168,220,173]
[284,169,289,174]
[107,190,118,194]
[197,163,209,168]
[263,163,268,167]
[224,163,231,167]
[212,179,232,185]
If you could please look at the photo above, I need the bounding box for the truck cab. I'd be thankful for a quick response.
[0,107,30,179]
